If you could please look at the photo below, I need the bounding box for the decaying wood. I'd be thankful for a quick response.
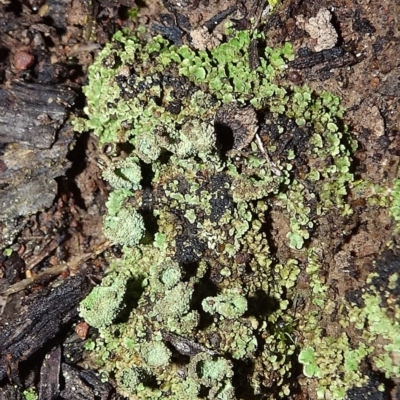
[0,240,110,298]
[39,345,62,400]
[0,383,23,400]
[0,125,74,247]
[60,363,114,400]
[0,81,76,149]
[0,80,76,246]
[289,46,356,76]
[0,273,92,383]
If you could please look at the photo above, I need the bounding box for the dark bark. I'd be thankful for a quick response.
[0,274,92,384]
[60,363,114,400]
[0,81,75,149]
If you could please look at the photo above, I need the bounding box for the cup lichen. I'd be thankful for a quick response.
[72,23,399,399]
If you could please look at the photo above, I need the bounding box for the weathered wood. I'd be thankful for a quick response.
[0,125,73,246]
[0,384,23,400]
[60,364,114,400]
[38,346,62,400]
[0,274,92,383]
[0,81,76,246]
[0,81,76,149]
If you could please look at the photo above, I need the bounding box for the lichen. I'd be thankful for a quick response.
[297,249,400,399]
[346,252,400,379]
[101,155,142,191]
[71,24,399,399]
[103,205,145,247]
[389,178,400,230]
[22,388,38,400]
[202,289,248,319]
[79,273,127,329]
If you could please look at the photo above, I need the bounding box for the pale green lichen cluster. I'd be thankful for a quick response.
[297,249,400,399]
[390,179,400,230]
[81,246,301,398]
[72,26,399,399]
[202,289,248,319]
[22,389,38,400]
[80,273,128,329]
[347,264,400,378]
[292,177,400,399]
[298,337,370,399]
[297,250,369,399]
[74,27,355,250]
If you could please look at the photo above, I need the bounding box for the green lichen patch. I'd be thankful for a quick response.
[74,27,355,251]
[297,249,400,399]
[73,25,374,399]
[298,335,370,399]
[202,289,248,319]
[346,251,400,379]
[390,179,400,230]
[80,273,128,329]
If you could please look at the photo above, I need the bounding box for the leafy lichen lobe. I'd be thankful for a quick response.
[74,27,376,399]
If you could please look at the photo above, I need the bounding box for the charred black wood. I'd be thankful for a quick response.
[38,345,62,400]
[353,10,376,34]
[0,273,92,383]
[289,46,356,71]
[204,5,237,32]
[152,13,185,45]
[249,38,261,70]
[60,363,113,400]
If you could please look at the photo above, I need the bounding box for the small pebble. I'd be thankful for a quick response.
[13,51,35,70]
[75,322,90,340]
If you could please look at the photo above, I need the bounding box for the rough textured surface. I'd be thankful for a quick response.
[0,82,76,148]
[38,345,62,400]
[215,103,258,151]
[0,126,74,246]
[300,8,338,52]
[74,28,370,399]
[0,0,399,398]
[60,363,114,400]
[0,273,92,383]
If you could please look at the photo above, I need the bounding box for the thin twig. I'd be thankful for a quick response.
[255,133,282,176]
